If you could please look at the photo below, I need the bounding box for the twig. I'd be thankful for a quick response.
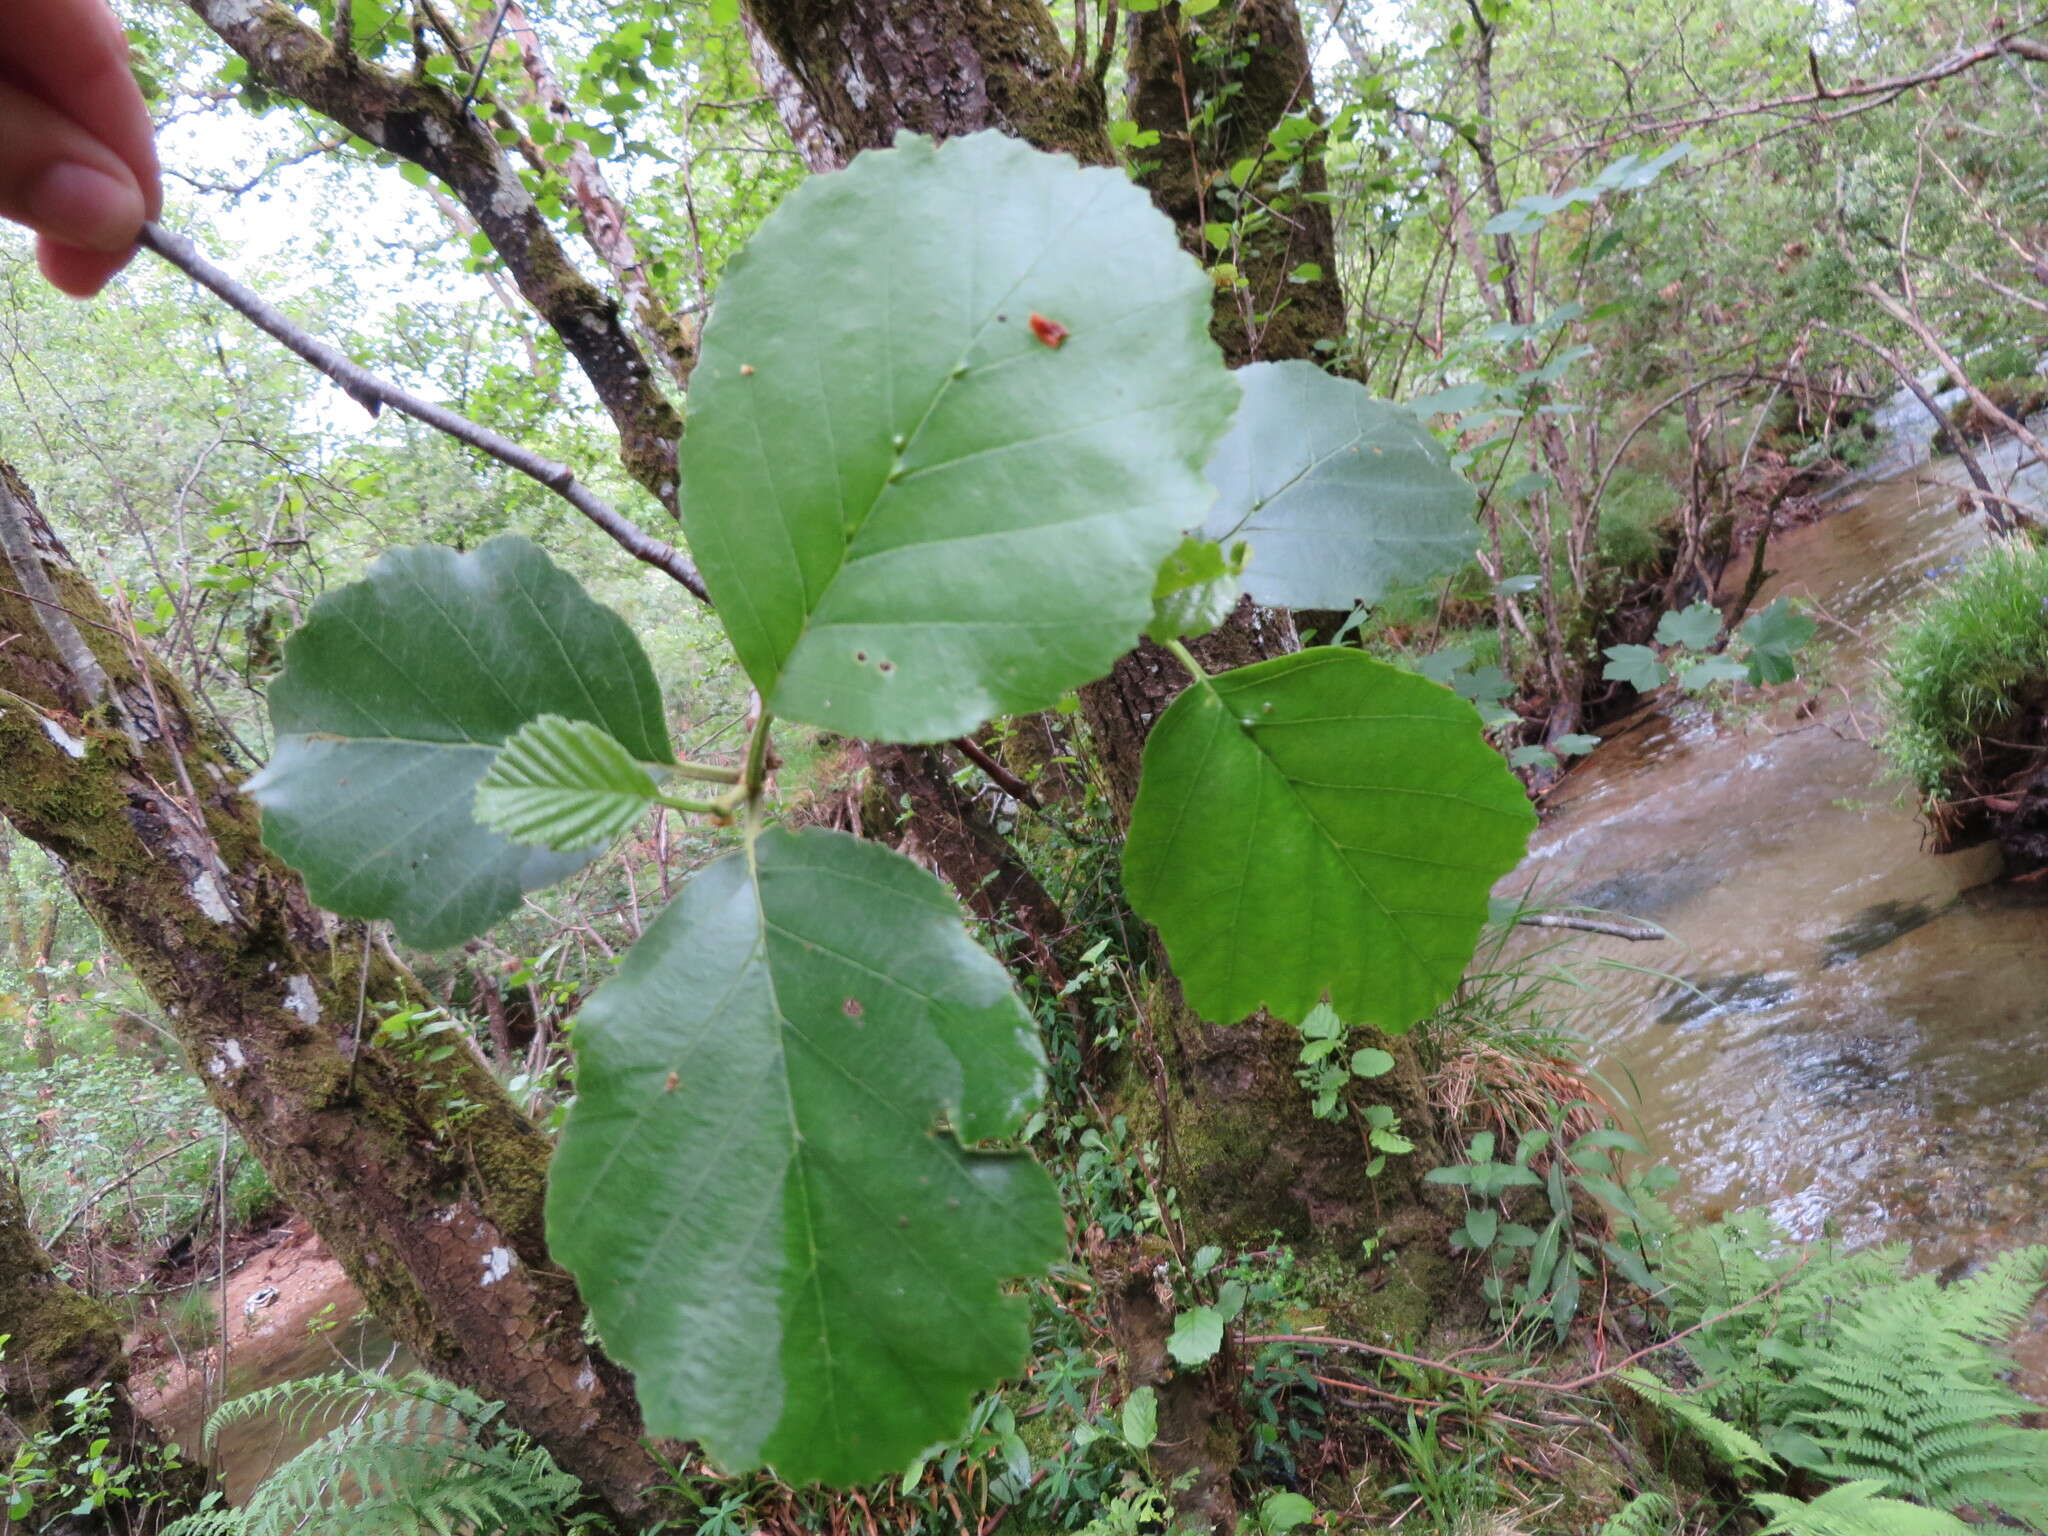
[45,1139,210,1245]
[135,223,709,602]
[952,735,1040,807]
[1241,1252,1808,1398]
[1515,913,1665,941]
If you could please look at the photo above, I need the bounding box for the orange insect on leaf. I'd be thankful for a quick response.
[1029,313,1069,349]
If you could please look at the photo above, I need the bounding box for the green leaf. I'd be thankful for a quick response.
[475,715,662,851]
[546,826,1064,1485]
[248,538,673,949]
[1349,1047,1395,1079]
[1739,597,1817,685]
[1167,1306,1225,1367]
[1552,732,1600,757]
[1674,656,1749,690]
[1121,1387,1159,1451]
[1201,361,1476,612]
[1125,650,1534,1029]
[1601,643,1668,692]
[1150,537,1248,642]
[1464,1208,1499,1249]
[1654,601,1723,651]
[681,131,1233,742]
[1260,1491,1317,1533]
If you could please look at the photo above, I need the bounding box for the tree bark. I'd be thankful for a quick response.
[1,1170,210,1532]
[0,466,664,1526]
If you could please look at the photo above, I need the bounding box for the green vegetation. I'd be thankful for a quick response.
[1880,541,2048,796]
[160,1373,590,1536]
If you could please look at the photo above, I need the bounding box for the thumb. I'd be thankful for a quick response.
[0,75,146,295]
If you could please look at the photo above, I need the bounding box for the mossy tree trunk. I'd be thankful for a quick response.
[0,1171,210,1532]
[0,467,664,1527]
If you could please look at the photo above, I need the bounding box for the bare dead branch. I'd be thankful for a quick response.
[138,223,709,602]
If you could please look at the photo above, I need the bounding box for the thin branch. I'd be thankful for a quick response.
[1515,913,1665,941]
[137,223,709,603]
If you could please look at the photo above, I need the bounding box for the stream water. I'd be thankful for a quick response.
[1521,423,2048,1387]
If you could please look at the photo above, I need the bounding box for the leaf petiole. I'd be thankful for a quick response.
[1162,636,1214,688]
[667,760,743,785]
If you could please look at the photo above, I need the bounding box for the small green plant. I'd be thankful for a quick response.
[1880,540,2048,799]
[0,1347,192,1534]
[159,1370,591,1536]
[1427,1125,1672,1339]
[1290,1005,1413,1171]
[1603,596,1817,696]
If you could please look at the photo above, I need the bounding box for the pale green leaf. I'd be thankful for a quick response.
[1124,650,1534,1029]
[1150,537,1248,642]
[1202,361,1476,612]
[1602,643,1668,692]
[547,826,1063,1486]
[248,538,673,949]
[1166,1306,1225,1367]
[1349,1047,1395,1079]
[1121,1387,1159,1451]
[681,131,1233,742]
[1260,1491,1317,1533]
[1654,601,1722,651]
[475,715,661,852]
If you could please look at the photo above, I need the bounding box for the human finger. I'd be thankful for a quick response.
[0,0,160,219]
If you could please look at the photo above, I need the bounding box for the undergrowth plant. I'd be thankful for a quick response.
[235,130,1533,1485]
[1632,1213,2048,1530]
[159,1371,590,1536]
[1880,539,2048,798]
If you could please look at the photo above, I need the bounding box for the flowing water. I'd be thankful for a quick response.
[1519,424,2048,1385]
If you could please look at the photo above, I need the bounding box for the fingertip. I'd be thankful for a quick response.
[27,161,145,254]
[36,236,130,298]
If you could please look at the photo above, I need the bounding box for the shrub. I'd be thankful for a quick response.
[1879,540,2048,798]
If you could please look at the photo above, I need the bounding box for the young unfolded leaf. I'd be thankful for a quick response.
[1201,361,1476,612]
[247,537,673,949]
[681,131,1234,743]
[546,826,1064,1486]
[475,715,662,851]
[1149,537,1247,642]
[1124,650,1533,1030]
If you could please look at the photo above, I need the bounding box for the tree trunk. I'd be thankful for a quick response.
[1124,1,1349,364]
[1,1170,210,1533]
[0,466,664,1527]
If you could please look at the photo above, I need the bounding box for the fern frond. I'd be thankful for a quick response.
[174,1370,585,1536]
[1752,1481,1974,1536]
[1596,1490,1674,1536]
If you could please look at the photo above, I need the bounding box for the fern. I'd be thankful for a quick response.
[1596,1490,1675,1536]
[1772,1248,2048,1527]
[1751,1481,1974,1536]
[160,1371,588,1536]
[1649,1220,2048,1532]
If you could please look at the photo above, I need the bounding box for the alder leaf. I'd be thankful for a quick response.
[680,130,1234,743]
[1202,360,1475,611]
[475,715,663,852]
[1124,650,1534,1030]
[247,538,673,949]
[546,826,1064,1486]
